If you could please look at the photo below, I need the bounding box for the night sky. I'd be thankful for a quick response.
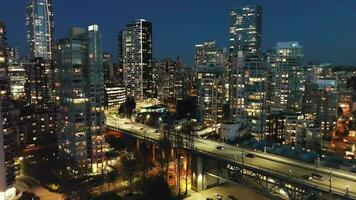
[1,0,356,66]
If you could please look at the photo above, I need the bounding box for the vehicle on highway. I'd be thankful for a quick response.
[245,153,255,158]
[206,198,214,200]
[311,173,324,181]
[303,175,313,180]
[213,193,223,200]
[140,127,144,130]
[216,146,224,150]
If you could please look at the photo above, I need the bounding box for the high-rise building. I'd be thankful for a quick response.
[0,22,16,200]
[267,42,304,113]
[196,64,224,127]
[7,48,26,100]
[26,0,54,60]
[103,52,114,84]
[24,57,57,146]
[228,5,266,139]
[158,58,175,102]
[119,19,153,99]
[56,25,105,174]
[195,41,224,66]
[303,63,338,137]
[104,84,126,109]
[229,5,262,59]
[265,42,304,144]
[24,58,51,108]
[156,57,187,105]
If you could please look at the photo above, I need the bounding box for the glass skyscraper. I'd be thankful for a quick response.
[229,5,262,59]
[267,42,304,113]
[56,25,106,174]
[26,0,54,60]
[119,19,153,99]
[228,5,267,139]
[195,41,224,66]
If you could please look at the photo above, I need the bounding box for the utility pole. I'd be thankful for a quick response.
[329,168,332,193]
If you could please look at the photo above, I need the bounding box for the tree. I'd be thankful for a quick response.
[125,96,136,119]
[118,96,136,119]
[141,176,173,200]
[122,154,138,193]
[159,131,172,182]
[177,120,195,195]
[137,141,151,181]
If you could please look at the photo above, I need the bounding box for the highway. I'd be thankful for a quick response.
[106,115,356,199]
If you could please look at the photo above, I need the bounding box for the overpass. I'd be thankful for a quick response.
[106,115,356,200]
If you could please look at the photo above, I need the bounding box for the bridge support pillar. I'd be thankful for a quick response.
[152,143,156,161]
[192,154,205,192]
[136,138,140,151]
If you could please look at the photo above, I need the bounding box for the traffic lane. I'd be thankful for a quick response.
[107,119,356,195]
[199,144,356,195]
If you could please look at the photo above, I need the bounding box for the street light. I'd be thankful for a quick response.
[329,168,332,193]
[159,117,163,132]
[144,114,150,139]
[346,185,349,197]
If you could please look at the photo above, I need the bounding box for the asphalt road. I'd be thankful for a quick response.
[106,116,356,198]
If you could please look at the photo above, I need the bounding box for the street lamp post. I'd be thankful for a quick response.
[329,168,332,193]
[144,114,150,139]
[241,150,244,173]
[346,185,349,197]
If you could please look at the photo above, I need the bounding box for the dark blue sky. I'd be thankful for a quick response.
[1,0,356,65]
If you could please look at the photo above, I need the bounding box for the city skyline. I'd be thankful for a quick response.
[0,1,355,200]
[1,0,356,65]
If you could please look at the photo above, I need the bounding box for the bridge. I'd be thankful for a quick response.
[106,114,356,200]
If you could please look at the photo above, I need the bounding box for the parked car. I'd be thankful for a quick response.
[213,193,223,200]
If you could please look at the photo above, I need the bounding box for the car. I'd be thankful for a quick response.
[140,127,144,130]
[206,198,214,200]
[245,153,255,158]
[213,193,223,200]
[311,173,324,181]
[303,175,313,180]
[216,146,224,150]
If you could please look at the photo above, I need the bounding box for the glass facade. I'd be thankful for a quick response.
[195,41,224,66]
[119,19,153,99]
[56,25,105,174]
[26,0,54,60]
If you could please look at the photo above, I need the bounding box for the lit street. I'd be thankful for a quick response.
[106,114,356,198]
